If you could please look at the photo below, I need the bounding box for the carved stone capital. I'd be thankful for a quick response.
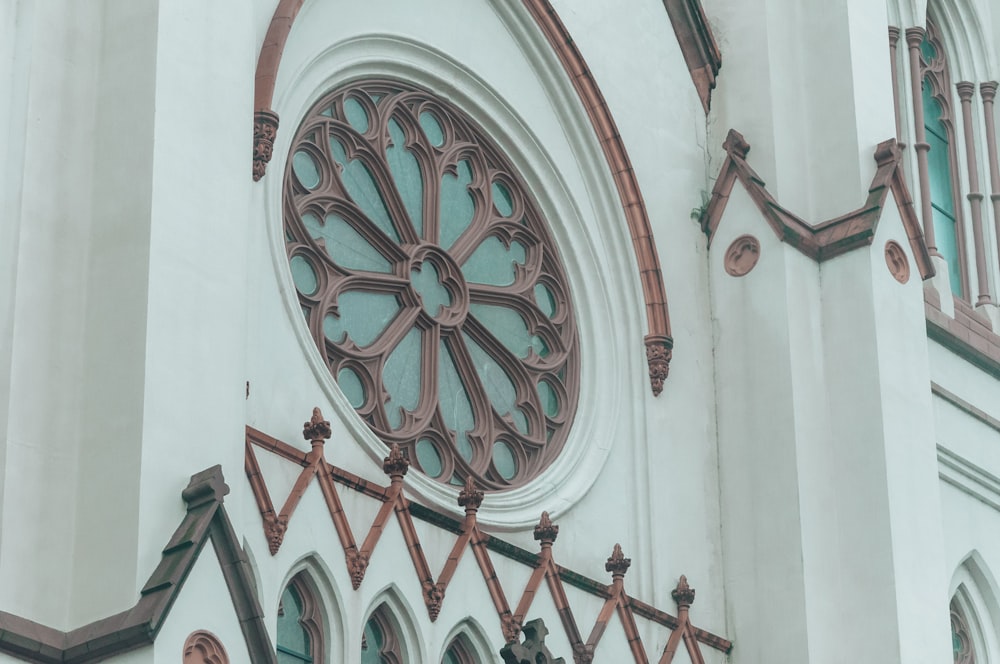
[888,25,901,46]
[423,581,445,621]
[533,511,559,545]
[644,336,673,397]
[981,81,999,103]
[605,543,631,578]
[382,443,410,478]
[458,476,484,511]
[957,81,976,101]
[302,407,332,443]
[671,575,696,608]
[904,26,926,48]
[253,109,280,182]
[264,514,288,555]
[346,549,369,590]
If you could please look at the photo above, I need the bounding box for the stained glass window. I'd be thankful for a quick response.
[276,580,321,664]
[361,607,404,664]
[284,79,579,489]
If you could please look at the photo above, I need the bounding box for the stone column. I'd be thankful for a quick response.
[982,83,1000,270]
[889,27,904,145]
[957,82,992,305]
[906,27,937,252]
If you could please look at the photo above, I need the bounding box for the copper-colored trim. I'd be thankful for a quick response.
[245,422,733,657]
[888,27,905,146]
[0,467,276,664]
[183,630,230,664]
[905,27,938,253]
[520,0,673,393]
[251,1,674,394]
[660,0,722,114]
[982,83,1000,273]
[957,82,992,305]
[702,130,934,279]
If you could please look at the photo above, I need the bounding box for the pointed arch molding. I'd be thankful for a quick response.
[251,0,674,395]
[702,129,935,278]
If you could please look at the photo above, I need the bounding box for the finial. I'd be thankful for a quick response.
[672,575,696,608]
[533,511,559,545]
[723,129,751,159]
[382,443,410,478]
[302,407,332,443]
[605,543,631,577]
[458,476,484,511]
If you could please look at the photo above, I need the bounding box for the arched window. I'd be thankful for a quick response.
[442,635,478,664]
[361,605,405,664]
[919,18,966,297]
[183,630,229,664]
[276,576,323,664]
[283,79,579,490]
[951,596,978,664]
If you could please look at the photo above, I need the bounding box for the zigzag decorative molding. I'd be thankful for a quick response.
[246,410,733,663]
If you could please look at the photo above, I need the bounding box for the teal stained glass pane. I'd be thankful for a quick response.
[462,237,525,286]
[303,213,391,273]
[384,327,423,429]
[932,206,962,294]
[537,379,558,417]
[440,160,475,248]
[438,341,475,461]
[462,332,517,419]
[511,409,529,434]
[492,181,513,216]
[416,438,443,478]
[387,119,424,237]
[323,292,399,347]
[361,617,385,664]
[338,367,366,407]
[290,255,318,295]
[330,138,399,242]
[469,303,548,358]
[920,34,937,63]
[419,111,444,147]
[534,283,557,317]
[344,96,369,133]
[411,262,451,317]
[493,441,517,480]
[276,586,311,661]
[292,151,321,189]
[448,473,463,486]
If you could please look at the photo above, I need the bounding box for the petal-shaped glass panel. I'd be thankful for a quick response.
[290,255,318,295]
[383,327,423,429]
[292,151,321,190]
[416,438,443,478]
[462,332,517,419]
[534,283,557,317]
[324,292,400,347]
[537,379,559,417]
[387,119,424,237]
[492,180,513,217]
[469,303,548,358]
[330,138,399,242]
[276,585,310,657]
[303,212,391,273]
[344,96,369,133]
[440,159,475,249]
[462,237,525,286]
[493,441,517,481]
[438,341,475,461]
[419,110,444,147]
[338,367,366,408]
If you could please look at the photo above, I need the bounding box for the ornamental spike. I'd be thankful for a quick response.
[605,543,631,577]
[302,407,332,443]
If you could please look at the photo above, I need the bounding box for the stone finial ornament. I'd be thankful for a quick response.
[458,476,484,511]
[671,575,696,608]
[382,444,410,478]
[302,407,332,443]
[533,511,559,544]
[499,618,565,664]
[252,109,279,182]
[605,543,631,577]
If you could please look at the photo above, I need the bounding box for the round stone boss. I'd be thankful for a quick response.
[283,79,580,490]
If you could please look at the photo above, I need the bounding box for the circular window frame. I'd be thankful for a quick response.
[262,34,645,529]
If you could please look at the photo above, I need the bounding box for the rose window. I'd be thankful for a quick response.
[283,79,579,490]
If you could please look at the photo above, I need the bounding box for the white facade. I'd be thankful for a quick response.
[1,0,999,662]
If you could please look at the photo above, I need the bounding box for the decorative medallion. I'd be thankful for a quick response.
[723,234,761,277]
[284,79,579,490]
[884,240,910,284]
